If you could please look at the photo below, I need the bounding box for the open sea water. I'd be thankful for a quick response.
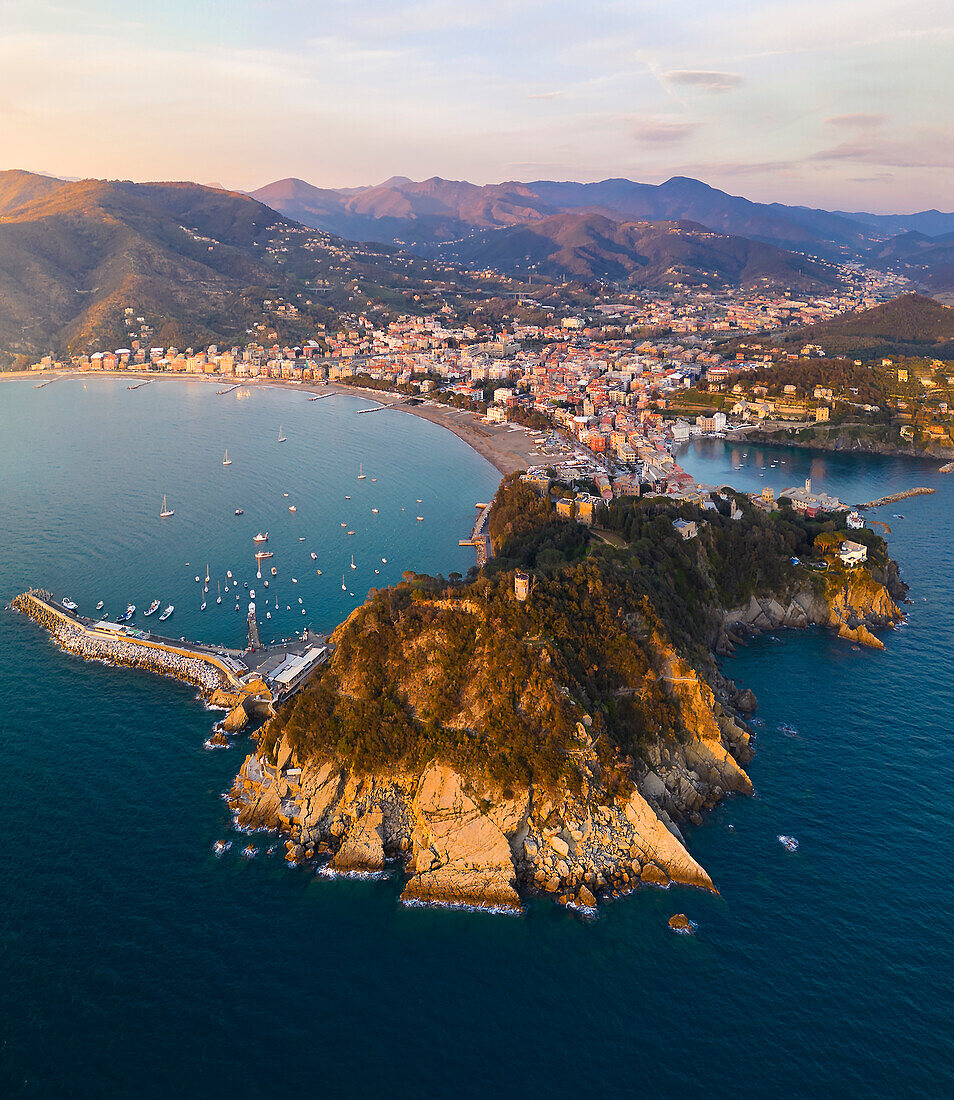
[1,384,952,1096]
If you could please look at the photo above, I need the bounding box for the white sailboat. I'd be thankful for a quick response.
[222,449,232,466]
[357,463,366,480]
[160,494,174,518]
[277,425,286,443]
[341,575,347,591]
[350,555,356,570]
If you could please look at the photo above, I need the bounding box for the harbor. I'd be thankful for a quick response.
[12,589,330,730]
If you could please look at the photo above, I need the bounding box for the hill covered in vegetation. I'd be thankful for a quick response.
[775,293,954,360]
[0,171,515,366]
[229,476,904,911]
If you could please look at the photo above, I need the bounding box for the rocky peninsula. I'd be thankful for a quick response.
[227,476,906,912]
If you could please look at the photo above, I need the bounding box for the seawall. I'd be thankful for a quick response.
[12,590,239,697]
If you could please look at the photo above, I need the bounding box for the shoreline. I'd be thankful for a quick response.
[5,370,538,478]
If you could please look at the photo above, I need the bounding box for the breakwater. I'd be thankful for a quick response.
[12,590,239,697]
[856,487,936,508]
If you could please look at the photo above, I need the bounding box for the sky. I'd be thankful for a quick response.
[0,0,951,212]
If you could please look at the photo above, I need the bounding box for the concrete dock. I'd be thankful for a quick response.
[12,590,331,719]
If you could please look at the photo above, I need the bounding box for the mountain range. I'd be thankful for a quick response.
[252,174,954,290]
[0,171,512,363]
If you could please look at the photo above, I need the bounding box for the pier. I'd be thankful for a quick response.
[216,384,240,395]
[458,501,494,566]
[355,396,411,414]
[856,487,936,508]
[126,379,151,390]
[12,590,331,725]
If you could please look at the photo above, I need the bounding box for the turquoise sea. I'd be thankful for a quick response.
[1,382,952,1096]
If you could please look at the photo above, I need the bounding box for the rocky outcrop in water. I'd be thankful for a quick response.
[227,630,754,911]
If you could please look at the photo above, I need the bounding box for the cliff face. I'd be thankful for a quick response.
[722,557,904,650]
[224,482,906,913]
[228,624,754,912]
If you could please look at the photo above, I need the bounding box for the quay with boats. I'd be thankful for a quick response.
[12,589,331,728]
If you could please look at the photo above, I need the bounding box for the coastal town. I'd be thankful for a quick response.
[22,256,952,516]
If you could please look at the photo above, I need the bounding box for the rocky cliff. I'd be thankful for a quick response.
[225,479,905,913]
[722,549,905,651]
[228,615,754,912]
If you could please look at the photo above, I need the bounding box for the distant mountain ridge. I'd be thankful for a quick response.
[252,173,954,288]
[434,210,840,291]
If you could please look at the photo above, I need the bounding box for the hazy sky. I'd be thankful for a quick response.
[1,0,951,211]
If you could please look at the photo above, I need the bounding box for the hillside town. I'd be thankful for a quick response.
[28,261,952,500]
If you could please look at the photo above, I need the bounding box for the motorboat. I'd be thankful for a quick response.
[200,601,207,611]
[778,835,799,852]
[62,598,79,612]
[271,566,277,576]
[144,599,160,617]
[95,601,104,611]
[235,508,244,516]
[253,532,268,543]
[158,605,174,621]
[371,508,378,514]
[416,516,424,521]
[289,505,297,513]
[116,604,135,623]
[310,552,317,560]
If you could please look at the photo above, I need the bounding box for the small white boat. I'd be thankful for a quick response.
[62,598,79,612]
[341,522,347,528]
[778,835,799,852]
[200,601,207,611]
[95,600,104,611]
[298,597,303,604]
[292,577,298,583]
[289,505,297,513]
[144,599,160,617]
[374,569,379,575]
[416,516,424,522]
[205,565,210,583]
[160,494,174,518]
[342,576,347,591]
[226,570,232,579]
[216,583,222,605]
[371,508,378,514]
[283,492,289,498]
[277,425,286,443]
[358,463,366,480]
[266,611,271,619]
[347,530,354,536]
[350,555,356,570]
[195,576,200,583]
[222,449,232,466]
[235,508,244,516]
[158,605,174,621]
[253,532,268,543]
[417,499,422,503]
[382,557,387,564]
[310,552,317,560]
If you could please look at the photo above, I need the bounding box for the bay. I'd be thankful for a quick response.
[1,386,951,1096]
